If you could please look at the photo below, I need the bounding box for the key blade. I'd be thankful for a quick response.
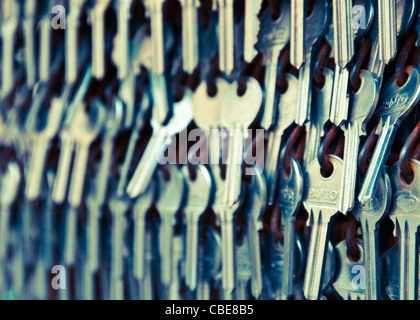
[332,0,354,68]
[180,0,199,74]
[329,65,350,126]
[290,0,305,69]
[244,0,262,63]
[378,0,397,63]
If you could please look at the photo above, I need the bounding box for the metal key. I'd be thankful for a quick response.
[295,0,329,126]
[265,73,299,205]
[66,0,86,84]
[290,0,305,69]
[90,0,112,79]
[235,232,252,300]
[144,0,166,75]
[377,0,397,63]
[179,0,200,74]
[258,0,291,130]
[244,166,266,299]
[303,155,345,300]
[22,0,37,87]
[222,77,262,208]
[217,0,234,74]
[353,170,392,300]
[304,68,334,169]
[243,0,262,63]
[182,164,212,293]
[116,0,133,79]
[133,180,156,282]
[359,66,420,203]
[329,0,354,126]
[278,158,304,300]
[193,78,231,164]
[387,160,420,300]
[341,70,377,213]
[156,165,185,298]
[39,0,53,81]
[0,162,21,260]
[0,0,19,97]
[126,90,193,198]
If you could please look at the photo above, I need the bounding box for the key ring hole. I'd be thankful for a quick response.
[318,125,343,178]
[280,125,305,179]
[276,47,291,93]
[399,121,420,185]
[313,41,331,90]
[396,30,418,87]
[349,37,372,92]
[269,0,281,19]
[345,213,361,263]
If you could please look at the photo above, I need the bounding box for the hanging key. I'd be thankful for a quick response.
[303,155,345,300]
[359,66,420,204]
[182,164,212,294]
[126,90,193,198]
[290,0,305,69]
[179,0,200,74]
[22,0,37,87]
[156,165,185,298]
[258,0,291,130]
[278,158,304,300]
[243,0,262,63]
[217,0,235,74]
[377,0,397,63]
[0,0,19,97]
[115,0,133,79]
[353,171,392,300]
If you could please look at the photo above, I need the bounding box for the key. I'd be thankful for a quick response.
[179,0,200,74]
[278,158,304,300]
[66,0,86,84]
[126,90,193,198]
[210,164,238,300]
[235,232,252,300]
[133,180,156,282]
[116,0,133,79]
[295,0,329,126]
[387,160,420,300]
[258,0,291,130]
[90,0,112,79]
[329,0,354,126]
[182,164,212,293]
[0,162,21,260]
[22,0,37,87]
[39,0,52,81]
[217,0,234,74]
[169,233,184,300]
[353,171,392,300]
[193,78,231,164]
[117,89,151,197]
[156,165,185,298]
[243,0,262,63]
[144,0,166,75]
[244,166,266,299]
[377,0,397,63]
[265,73,298,205]
[332,239,365,300]
[222,77,262,208]
[341,70,377,213]
[25,97,66,200]
[0,0,19,97]
[290,0,305,69]
[358,66,420,203]
[303,155,345,300]
[109,195,131,300]
[304,68,334,169]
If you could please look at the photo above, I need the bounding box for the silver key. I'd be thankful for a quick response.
[290,0,306,69]
[222,77,262,208]
[39,0,52,81]
[304,68,334,169]
[22,0,37,87]
[341,70,377,213]
[0,0,19,97]
[133,180,156,281]
[243,0,262,63]
[66,0,86,84]
[169,234,184,300]
[179,0,200,74]
[217,0,235,74]
[244,166,266,299]
[156,165,185,297]
[235,232,252,300]
[193,78,231,164]
[90,0,112,79]
[144,0,166,75]
[265,73,298,205]
[182,164,212,293]
[0,162,20,260]
[353,171,392,300]
[303,155,345,300]
[359,66,420,203]
[278,158,304,300]
[258,0,291,130]
[388,160,420,300]
[116,0,133,79]
[126,90,193,198]
[377,0,397,63]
